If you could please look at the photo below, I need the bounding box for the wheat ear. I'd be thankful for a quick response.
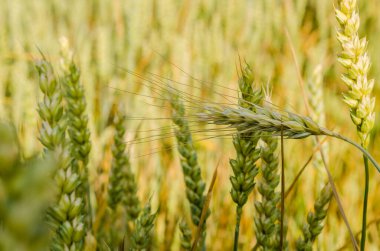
[254,135,287,250]
[197,104,379,173]
[295,184,333,251]
[179,220,192,251]
[335,0,375,148]
[108,111,140,219]
[61,52,92,233]
[307,64,328,191]
[106,110,140,247]
[36,60,65,151]
[36,59,87,250]
[130,203,157,250]
[230,65,263,250]
[170,95,207,223]
[335,1,376,249]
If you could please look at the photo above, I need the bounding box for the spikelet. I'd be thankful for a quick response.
[179,220,192,251]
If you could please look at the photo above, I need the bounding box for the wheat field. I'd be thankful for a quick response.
[0,0,379,250]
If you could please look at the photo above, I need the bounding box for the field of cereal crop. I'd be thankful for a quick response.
[0,1,379,250]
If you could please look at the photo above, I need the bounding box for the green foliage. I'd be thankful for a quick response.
[0,122,57,251]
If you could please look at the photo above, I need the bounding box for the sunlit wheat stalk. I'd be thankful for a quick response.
[335,1,376,249]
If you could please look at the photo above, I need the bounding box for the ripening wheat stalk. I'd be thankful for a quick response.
[335,0,376,249]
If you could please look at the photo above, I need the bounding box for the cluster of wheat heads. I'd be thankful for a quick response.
[32,47,157,250]
[115,54,378,250]
[1,1,379,250]
[0,49,377,250]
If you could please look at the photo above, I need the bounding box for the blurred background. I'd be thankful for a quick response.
[0,0,379,250]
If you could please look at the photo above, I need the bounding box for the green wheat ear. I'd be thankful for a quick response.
[170,94,208,250]
[36,59,65,151]
[230,64,263,249]
[36,59,87,251]
[179,219,192,251]
[170,95,207,227]
[130,203,157,250]
[254,136,286,250]
[295,184,333,251]
[108,110,140,219]
[106,108,140,248]
[60,52,92,235]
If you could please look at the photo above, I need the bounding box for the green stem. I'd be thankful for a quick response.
[360,155,369,251]
[280,127,285,250]
[234,207,242,251]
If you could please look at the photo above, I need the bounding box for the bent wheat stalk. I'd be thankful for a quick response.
[197,105,380,173]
